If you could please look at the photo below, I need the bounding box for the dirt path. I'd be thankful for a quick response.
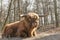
[23,27,60,40]
[0,32,60,40]
[23,32,60,40]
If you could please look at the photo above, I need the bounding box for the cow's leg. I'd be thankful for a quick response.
[2,27,13,38]
[33,31,36,36]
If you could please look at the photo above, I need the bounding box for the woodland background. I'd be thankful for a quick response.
[0,0,60,32]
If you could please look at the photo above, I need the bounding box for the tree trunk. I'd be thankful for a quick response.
[54,0,59,27]
[1,0,12,31]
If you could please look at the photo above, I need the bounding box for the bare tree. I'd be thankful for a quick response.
[0,0,2,27]
[1,0,12,31]
[54,0,59,27]
[13,0,16,22]
[17,0,20,20]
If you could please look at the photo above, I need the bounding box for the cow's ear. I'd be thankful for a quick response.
[20,14,27,18]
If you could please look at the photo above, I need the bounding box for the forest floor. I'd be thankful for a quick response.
[0,25,60,40]
[23,26,60,40]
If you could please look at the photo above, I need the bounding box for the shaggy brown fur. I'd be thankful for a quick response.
[26,12,39,37]
[2,12,39,38]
